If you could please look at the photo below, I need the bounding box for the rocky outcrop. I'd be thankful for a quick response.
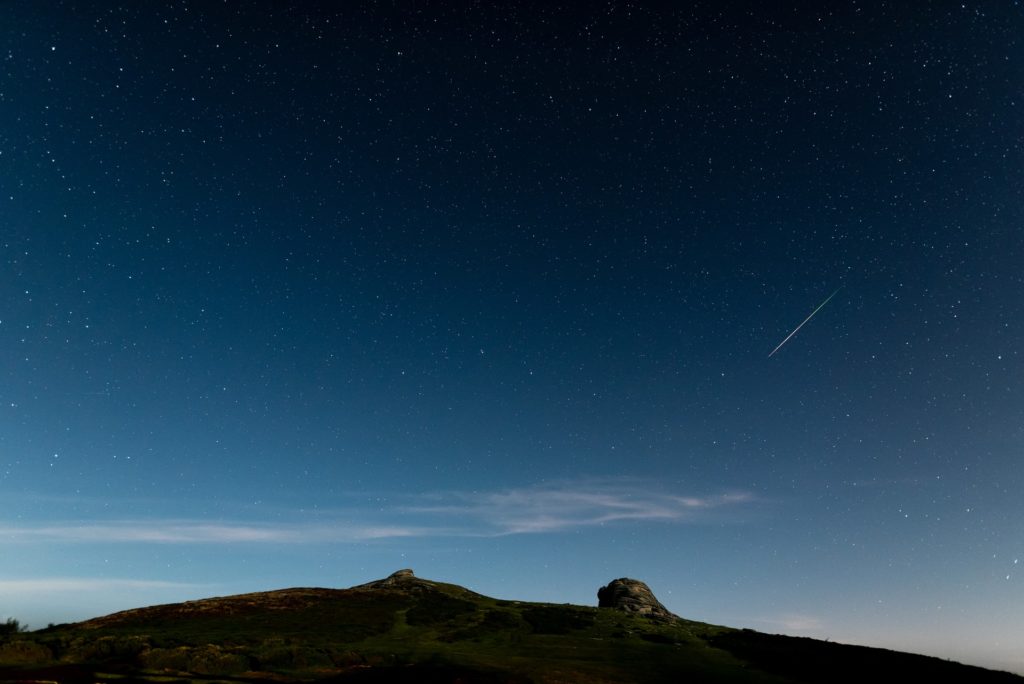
[597,578,677,621]
[381,568,415,584]
[352,568,428,591]
[350,569,487,604]
[358,573,413,589]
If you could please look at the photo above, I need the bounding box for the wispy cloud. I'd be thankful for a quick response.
[409,482,754,535]
[0,480,754,544]
[0,521,425,544]
[0,578,202,594]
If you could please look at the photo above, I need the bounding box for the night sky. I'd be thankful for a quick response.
[2,1,1023,674]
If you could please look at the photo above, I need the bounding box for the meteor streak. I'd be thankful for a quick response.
[768,288,841,358]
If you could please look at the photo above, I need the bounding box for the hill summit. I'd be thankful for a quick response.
[358,567,417,586]
[352,568,452,592]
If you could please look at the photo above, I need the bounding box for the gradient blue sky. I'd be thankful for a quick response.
[2,2,1023,675]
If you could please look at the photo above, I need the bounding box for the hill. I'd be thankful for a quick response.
[1,569,1020,684]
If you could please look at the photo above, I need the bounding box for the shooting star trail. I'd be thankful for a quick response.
[768,288,842,358]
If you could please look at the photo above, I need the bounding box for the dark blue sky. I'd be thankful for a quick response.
[2,2,1022,674]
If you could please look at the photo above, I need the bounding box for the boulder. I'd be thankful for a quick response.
[597,578,676,621]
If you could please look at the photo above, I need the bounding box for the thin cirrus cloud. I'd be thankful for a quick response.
[0,481,754,544]
[0,578,202,594]
[0,522,425,544]
[406,482,755,535]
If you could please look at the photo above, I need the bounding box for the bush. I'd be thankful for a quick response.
[0,618,26,636]
[0,640,53,664]
[140,644,251,675]
[66,635,150,662]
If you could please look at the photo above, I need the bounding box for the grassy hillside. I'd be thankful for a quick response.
[1,571,1020,684]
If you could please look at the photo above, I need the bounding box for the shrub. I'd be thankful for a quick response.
[0,618,25,636]
[0,640,53,664]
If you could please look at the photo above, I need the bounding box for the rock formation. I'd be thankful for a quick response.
[378,568,415,585]
[597,578,677,621]
[352,568,428,591]
[349,569,486,603]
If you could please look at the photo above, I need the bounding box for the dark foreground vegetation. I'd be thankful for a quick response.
[0,618,26,636]
[2,572,1020,684]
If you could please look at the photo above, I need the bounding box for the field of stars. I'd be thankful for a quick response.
[1,2,1022,675]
